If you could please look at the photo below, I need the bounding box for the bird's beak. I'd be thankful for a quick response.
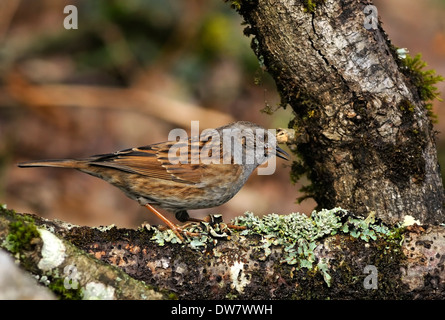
[276,146,290,160]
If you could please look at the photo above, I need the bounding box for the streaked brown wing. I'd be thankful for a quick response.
[155,137,224,183]
[88,141,208,184]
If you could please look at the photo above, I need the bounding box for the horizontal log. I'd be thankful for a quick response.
[1,206,444,299]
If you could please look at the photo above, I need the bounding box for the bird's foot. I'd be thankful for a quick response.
[143,203,199,242]
[158,224,200,240]
[150,208,247,242]
[201,214,247,231]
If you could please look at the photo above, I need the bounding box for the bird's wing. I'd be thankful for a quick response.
[87,140,213,184]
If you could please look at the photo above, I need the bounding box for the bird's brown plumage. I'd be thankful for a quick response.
[18,121,289,238]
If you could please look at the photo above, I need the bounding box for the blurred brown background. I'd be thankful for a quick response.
[0,0,444,228]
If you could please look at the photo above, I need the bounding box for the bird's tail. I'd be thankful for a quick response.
[17,159,86,169]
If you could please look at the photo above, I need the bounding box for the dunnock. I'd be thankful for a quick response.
[18,121,288,240]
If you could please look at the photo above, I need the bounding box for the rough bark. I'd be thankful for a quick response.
[0,209,168,300]
[1,210,444,299]
[233,0,444,225]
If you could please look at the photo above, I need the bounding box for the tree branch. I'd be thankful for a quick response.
[1,207,444,299]
[0,207,169,300]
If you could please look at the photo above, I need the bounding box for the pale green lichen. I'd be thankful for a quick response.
[234,208,399,286]
[148,215,230,249]
[234,208,347,272]
[235,208,346,242]
[316,258,331,287]
[340,211,393,241]
[148,207,402,287]
[150,228,183,246]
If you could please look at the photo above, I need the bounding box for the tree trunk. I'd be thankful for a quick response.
[233,0,444,225]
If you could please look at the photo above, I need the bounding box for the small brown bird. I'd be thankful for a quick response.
[18,121,288,239]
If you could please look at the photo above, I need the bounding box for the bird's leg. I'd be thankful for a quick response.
[177,211,246,231]
[175,210,195,223]
[225,223,247,231]
[208,215,246,231]
[171,210,207,234]
[144,205,201,239]
[143,203,186,241]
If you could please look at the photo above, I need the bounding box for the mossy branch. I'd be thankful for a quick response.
[1,205,445,299]
[0,206,169,300]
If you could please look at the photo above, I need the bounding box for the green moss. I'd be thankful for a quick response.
[398,99,416,113]
[259,102,275,115]
[224,0,258,13]
[229,0,242,11]
[303,0,325,13]
[403,53,443,102]
[225,292,238,299]
[168,292,179,300]
[398,53,444,122]
[384,225,406,244]
[47,277,83,300]
[3,212,39,254]
[0,203,15,218]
